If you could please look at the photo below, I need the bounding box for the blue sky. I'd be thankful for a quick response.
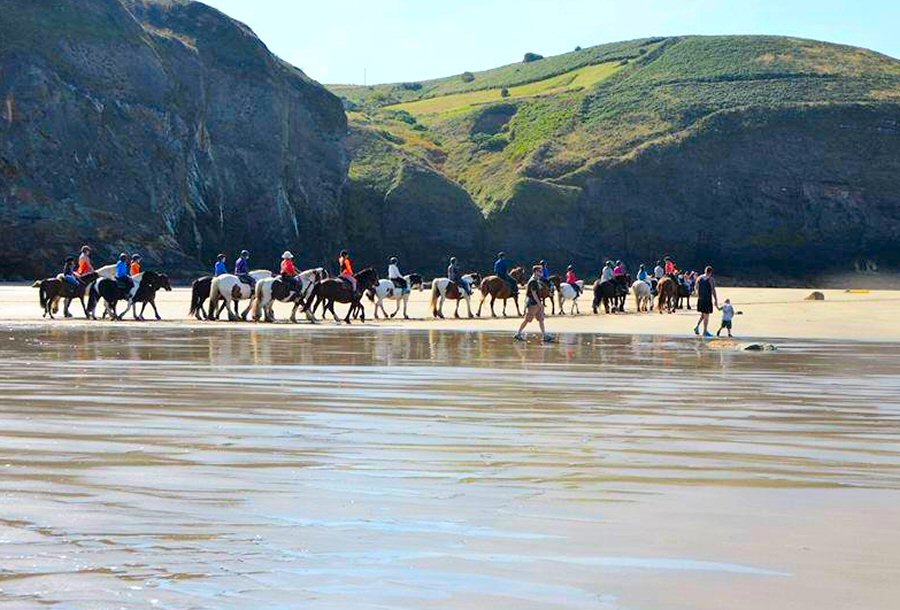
[201,0,899,84]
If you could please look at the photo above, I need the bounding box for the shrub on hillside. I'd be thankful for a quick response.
[500,87,510,98]
[575,46,582,52]
[471,132,509,152]
[461,71,475,82]
[399,82,423,91]
[384,109,417,125]
[523,52,544,63]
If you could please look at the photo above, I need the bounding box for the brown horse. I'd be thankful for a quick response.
[476,267,526,318]
[657,276,678,314]
[304,268,378,324]
[36,272,100,319]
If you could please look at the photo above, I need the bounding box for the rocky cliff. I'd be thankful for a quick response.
[0,0,347,278]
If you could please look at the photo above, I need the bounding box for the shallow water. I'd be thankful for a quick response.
[0,327,898,609]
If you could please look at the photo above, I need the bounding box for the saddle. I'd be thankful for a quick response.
[238,275,255,287]
[390,278,407,295]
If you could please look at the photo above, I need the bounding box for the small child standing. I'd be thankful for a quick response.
[717,299,735,337]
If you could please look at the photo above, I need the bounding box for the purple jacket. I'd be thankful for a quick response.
[234,257,250,275]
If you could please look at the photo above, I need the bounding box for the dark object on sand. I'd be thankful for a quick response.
[805,291,825,301]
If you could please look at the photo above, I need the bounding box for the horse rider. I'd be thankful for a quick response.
[494,252,517,296]
[214,253,228,276]
[388,256,407,293]
[130,254,142,276]
[539,259,551,286]
[654,260,665,279]
[115,253,134,291]
[613,260,626,279]
[280,251,301,291]
[637,264,650,284]
[447,256,470,296]
[665,257,677,277]
[600,260,614,283]
[62,256,81,290]
[565,264,582,296]
[234,249,255,289]
[76,245,93,277]
[338,250,357,293]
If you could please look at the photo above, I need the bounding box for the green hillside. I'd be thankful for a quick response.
[331,36,900,212]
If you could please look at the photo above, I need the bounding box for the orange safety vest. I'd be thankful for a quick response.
[281,259,297,277]
[340,256,354,276]
[130,262,142,275]
[77,256,92,275]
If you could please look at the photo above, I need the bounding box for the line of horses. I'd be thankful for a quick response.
[33,264,696,324]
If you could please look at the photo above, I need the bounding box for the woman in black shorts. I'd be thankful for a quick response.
[694,266,718,338]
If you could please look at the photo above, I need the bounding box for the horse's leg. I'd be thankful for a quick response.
[151,299,162,320]
[437,295,445,319]
[395,296,405,319]
[687,295,692,310]
[454,298,461,319]
[490,295,497,318]
[465,294,473,318]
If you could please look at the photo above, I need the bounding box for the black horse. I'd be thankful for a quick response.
[675,279,694,310]
[189,276,213,320]
[592,275,630,314]
[89,271,170,320]
[304,268,379,324]
[36,272,100,319]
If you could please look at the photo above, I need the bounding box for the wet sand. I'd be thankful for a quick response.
[2,284,900,342]
[0,327,899,609]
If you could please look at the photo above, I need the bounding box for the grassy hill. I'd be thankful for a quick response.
[326,36,900,278]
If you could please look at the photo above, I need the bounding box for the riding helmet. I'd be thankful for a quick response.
[390,256,398,264]
[81,245,91,253]
[567,265,574,271]
[450,256,457,263]
[340,250,348,257]
[497,252,505,258]
[241,250,250,258]
[66,256,75,263]
[132,254,142,260]
[282,251,294,259]
[217,253,226,260]
[119,253,127,261]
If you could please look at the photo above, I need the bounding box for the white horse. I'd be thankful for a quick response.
[556,280,585,315]
[430,273,479,319]
[208,270,272,321]
[367,273,424,319]
[253,268,328,323]
[632,279,654,312]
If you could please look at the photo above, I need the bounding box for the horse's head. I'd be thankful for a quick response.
[509,267,527,285]
[467,272,481,285]
[365,287,376,302]
[408,273,424,290]
[159,274,172,291]
[548,274,561,289]
[356,268,378,289]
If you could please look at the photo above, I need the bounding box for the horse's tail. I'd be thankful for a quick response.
[86,280,99,315]
[252,281,267,320]
[302,281,318,314]
[188,280,203,316]
[430,282,440,311]
[207,280,220,318]
[38,281,50,309]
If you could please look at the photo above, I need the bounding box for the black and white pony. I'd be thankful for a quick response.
[366,273,424,319]
[253,268,329,323]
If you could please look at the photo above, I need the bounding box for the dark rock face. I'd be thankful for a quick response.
[0,0,347,278]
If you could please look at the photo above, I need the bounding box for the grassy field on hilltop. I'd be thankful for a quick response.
[389,61,623,116]
[331,38,661,108]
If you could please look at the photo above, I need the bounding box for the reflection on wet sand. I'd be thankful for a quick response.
[0,327,899,609]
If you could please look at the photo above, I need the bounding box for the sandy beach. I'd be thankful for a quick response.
[4,284,899,342]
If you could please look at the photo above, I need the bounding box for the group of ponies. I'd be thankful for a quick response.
[34,265,172,321]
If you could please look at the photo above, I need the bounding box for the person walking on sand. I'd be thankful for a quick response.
[515,265,554,343]
[694,266,718,338]
[717,298,735,338]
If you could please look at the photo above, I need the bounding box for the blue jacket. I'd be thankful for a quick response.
[494,258,508,277]
[542,265,550,280]
[115,260,129,279]
[214,261,227,276]
[234,257,249,275]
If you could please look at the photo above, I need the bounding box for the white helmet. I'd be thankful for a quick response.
[282,251,294,259]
